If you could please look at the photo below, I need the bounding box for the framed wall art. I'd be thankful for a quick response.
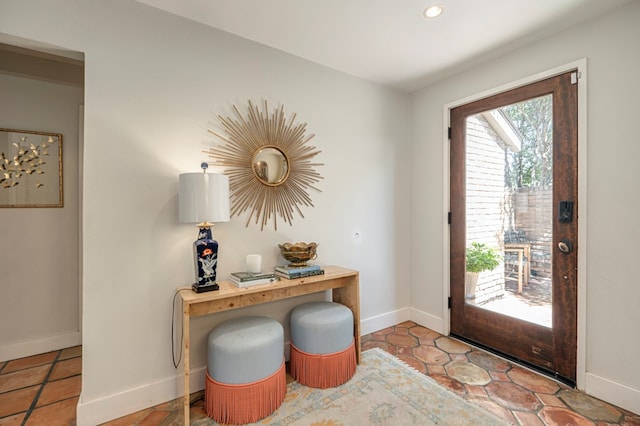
[0,128,63,208]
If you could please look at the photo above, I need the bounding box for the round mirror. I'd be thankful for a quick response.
[252,146,289,186]
[207,101,323,230]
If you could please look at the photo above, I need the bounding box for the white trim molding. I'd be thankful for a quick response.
[0,331,81,362]
[585,372,640,415]
[409,307,444,335]
[76,365,206,426]
[360,307,411,335]
[77,309,412,425]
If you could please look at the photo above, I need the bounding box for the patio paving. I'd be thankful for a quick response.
[473,275,552,328]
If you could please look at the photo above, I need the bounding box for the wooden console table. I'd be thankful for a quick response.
[178,265,360,425]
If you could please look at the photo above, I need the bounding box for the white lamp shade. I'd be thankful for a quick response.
[179,172,230,223]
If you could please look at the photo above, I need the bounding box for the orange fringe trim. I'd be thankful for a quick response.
[290,340,357,389]
[205,360,286,425]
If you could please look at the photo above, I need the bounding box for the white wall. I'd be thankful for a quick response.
[0,73,82,360]
[410,1,640,414]
[0,1,410,423]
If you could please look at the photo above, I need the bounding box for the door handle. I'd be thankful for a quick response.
[558,239,573,254]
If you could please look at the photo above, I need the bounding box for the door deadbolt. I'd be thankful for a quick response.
[558,239,573,254]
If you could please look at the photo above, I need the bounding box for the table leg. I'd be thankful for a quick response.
[183,302,190,425]
[332,276,361,363]
[524,246,530,287]
[517,250,523,294]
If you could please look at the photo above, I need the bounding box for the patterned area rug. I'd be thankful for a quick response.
[196,348,508,425]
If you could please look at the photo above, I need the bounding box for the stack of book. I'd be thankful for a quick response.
[229,271,279,288]
[275,264,324,279]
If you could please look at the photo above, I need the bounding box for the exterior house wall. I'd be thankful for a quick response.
[465,115,505,303]
[511,187,553,278]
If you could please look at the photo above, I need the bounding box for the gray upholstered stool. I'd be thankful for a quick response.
[205,316,286,424]
[290,301,356,388]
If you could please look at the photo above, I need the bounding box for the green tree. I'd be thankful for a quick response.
[501,94,553,189]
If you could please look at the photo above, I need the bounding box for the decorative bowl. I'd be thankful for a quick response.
[278,242,318,267]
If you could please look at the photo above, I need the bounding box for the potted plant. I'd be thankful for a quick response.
[465,242,501,299]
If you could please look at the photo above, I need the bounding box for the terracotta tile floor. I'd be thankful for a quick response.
[0,345,81,425]
[362,322,640,425]
[3,326,640,425]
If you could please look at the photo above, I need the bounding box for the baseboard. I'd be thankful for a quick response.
[76,365,208,426]
[585,372,640,415]
[0,331,81,362]
[360,307,410,335]
[359,307,443,336]
[408,307,444,334]
[78,342,294,425]
[76,312,640,425]
[78,308,414,425]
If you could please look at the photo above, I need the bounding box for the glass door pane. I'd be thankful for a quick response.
[464,94,553,328]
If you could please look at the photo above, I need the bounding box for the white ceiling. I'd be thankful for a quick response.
[136,0,630,92]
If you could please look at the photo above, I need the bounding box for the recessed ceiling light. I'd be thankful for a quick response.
[424,4,444,19]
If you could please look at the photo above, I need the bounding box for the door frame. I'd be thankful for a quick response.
[441,59,588,389]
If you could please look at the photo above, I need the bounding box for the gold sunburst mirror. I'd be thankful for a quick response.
[206,100,323,230]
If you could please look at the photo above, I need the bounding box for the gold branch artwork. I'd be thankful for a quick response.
[206,100,323,231]
[1,135,56,189]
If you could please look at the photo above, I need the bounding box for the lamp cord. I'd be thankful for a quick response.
[171,289,184,369]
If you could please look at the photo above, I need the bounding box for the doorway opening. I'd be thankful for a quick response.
[0,40,84,356]
[449,70,579,385]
